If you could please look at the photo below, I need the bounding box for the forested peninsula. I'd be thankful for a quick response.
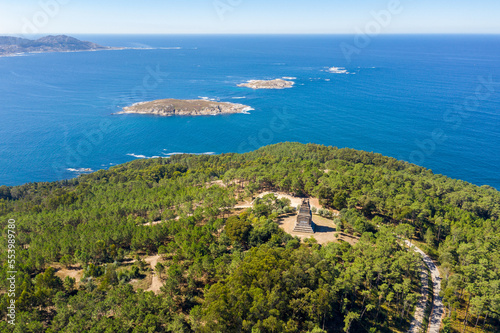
[0,35,116,57]
[0,143,499,332]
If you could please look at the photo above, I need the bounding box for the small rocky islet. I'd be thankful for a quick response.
[116,98,252,116]
[118,79,297,117]
[237,78,295,89]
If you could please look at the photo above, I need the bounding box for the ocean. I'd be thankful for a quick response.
[0,34,499,189]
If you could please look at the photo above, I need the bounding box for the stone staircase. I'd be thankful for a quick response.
[293,220,315,233]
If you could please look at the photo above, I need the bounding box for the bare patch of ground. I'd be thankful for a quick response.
[146,220,163,226]
[336,233,360,246]
[143,254,162,294]
[309,197,323,210]
[235,197,254,209]
[277,214,357,245]
[130,273,153,291]
[53,264,83,284]
[206,179,226,188]
[235,191,327,211]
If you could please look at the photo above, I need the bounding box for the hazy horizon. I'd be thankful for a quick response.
[4,32,500,37]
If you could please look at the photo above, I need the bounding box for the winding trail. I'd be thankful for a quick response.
[406,240,444,333]
[408,255,430,333]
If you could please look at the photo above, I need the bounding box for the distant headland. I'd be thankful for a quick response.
[0,35,121,56]
[238,78,295,89]
[116,98,253,116]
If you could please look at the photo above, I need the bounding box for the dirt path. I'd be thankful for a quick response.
[235,198,253,209]
[406,241,444,333]
[235,191,328,211]
[144,255,162,294]
[408,254,430,333]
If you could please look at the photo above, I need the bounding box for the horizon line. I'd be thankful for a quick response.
[3,32,500,37]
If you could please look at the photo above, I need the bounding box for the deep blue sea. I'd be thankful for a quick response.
[0,35,499,188]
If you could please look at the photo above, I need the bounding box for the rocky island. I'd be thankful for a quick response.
[0,35,118,56]
[116,99,252,116]
[238,79,295,89]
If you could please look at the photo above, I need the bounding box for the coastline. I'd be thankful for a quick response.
[0,46,182,58]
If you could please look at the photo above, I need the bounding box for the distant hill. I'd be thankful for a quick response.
[0,35,112,56]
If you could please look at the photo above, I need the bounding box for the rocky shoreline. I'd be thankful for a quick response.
[116,99,252,116]
[238,79,295,89]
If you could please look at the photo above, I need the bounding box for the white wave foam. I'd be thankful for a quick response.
[163,151,216,156]
[67,168,93,173]
[126,44,182,50]
[163,152,184,156]
[127,153,161,159]
[232,96,247,99]
[325,66,350,74]
[242,107,254,114]
[198,96,218,101]
[127,153,147,158]
[282,77,297,80]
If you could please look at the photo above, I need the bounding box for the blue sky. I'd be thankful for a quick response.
[0,0,499,34]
